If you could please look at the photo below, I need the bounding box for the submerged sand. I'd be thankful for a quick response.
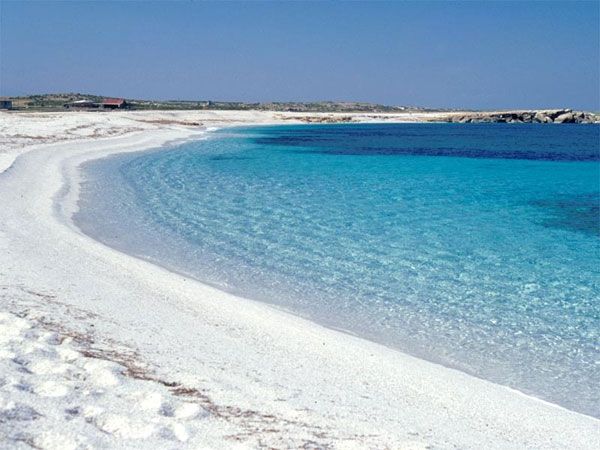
[0,110,598,449]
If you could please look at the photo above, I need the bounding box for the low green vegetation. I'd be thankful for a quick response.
[7,93,430,112]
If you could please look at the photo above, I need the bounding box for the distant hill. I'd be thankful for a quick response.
[6,93,433,112]
[6,94,596,123]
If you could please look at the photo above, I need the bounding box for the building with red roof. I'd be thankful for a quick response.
[102,98,126,109]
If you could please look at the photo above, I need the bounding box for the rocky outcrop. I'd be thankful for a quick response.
[553,112,575,123]
[448,109,598,124]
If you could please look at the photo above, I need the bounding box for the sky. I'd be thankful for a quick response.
[1,1,598,110]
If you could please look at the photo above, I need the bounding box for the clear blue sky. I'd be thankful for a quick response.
[1,1,598,110]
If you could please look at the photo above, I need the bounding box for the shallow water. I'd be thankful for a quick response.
[76,123,600,417]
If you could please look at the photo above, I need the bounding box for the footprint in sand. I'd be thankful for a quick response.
[160,422,189,442]
[36,331,64,346]
[161,401,204,420]
[31,380,70,398]
[55,346,80,363]
[127,390,164,412]
[30,431,80,450]
[81,359,121,387]
[0,400,41,422]
[0,312,31,340]
[17,357,72,376]
[90,413,156,439]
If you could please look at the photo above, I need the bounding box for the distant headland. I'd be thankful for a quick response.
[1,93,598,123]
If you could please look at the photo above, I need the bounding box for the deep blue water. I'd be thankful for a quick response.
[76,124,600,417]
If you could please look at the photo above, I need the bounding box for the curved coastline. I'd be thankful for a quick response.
[59,128,600,420]
[1,119,599,448]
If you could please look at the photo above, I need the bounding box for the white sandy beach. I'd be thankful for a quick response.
[1,110,599,449]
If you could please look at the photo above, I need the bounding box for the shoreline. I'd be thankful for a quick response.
[1,110,599,448]
[72,124,598,418]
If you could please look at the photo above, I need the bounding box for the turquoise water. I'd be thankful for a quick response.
[76,124,600,416]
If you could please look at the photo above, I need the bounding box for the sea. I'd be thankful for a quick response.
[75,123,600,417]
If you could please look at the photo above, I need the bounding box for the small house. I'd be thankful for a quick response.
[102,98,126,109]
[0,98,13,110]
